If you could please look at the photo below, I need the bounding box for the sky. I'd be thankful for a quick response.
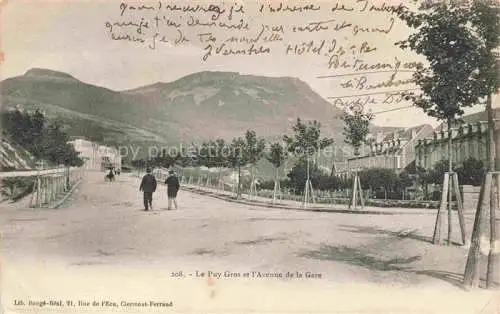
[0,0,494,128]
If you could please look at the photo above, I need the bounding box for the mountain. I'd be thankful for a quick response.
[1,68,391,159]
[1,68,166,146]
[123,71,346,141]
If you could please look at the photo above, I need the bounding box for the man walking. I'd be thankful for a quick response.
[165,170,180,210]
[139,168,157,211]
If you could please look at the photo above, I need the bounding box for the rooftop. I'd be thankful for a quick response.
[435,107,500,132]
[381,124,432,142]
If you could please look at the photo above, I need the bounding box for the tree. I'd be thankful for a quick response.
[244,130,266,197]
[198,140,216,168]
[425,159,457,185]
[341,106,374,208]
[29,109,45,159]
[395,0,500,287]
[1,109,83,167]
[177,144,198,168]
[341,106,373,157]
[283,118,333,206]
[456,157,486,186]
[152,148,180,169]
[396,0,499,166]
[227,137,246,198]
[283,118,334,159]
[420,159,459,201]
[213,138,229,190]
[338,174,352,191]
[359,168,398,200]
[265,141,288,203]
[317,174,341,192]
[397,170,415,200]
[286,158,325,194]
[415,165,432,199]
[396,1,499,125]
[2,108,45,159]
[174,142,201,169]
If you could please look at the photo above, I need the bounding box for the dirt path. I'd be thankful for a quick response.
[1,172,498,313]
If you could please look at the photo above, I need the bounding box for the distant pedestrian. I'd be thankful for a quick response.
[139,168,157,211]
[165,170,180,210]
[105,167,115,182]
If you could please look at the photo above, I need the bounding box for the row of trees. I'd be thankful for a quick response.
[259,157,485,200]
[265,162,412,199]
[131,129,267,198]
[130,109,485,202]
[1,108,83,167]
[418,158,486,187]
[130,118,334,200]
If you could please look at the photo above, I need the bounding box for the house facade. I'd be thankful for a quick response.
[415,121,489,170]
[334,124,434,174]
[415,106,500,170]
[68,139,121,170]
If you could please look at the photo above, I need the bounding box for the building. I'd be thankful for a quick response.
[68,139,121,171]
[335,124,434,174]
[415,108,500,170]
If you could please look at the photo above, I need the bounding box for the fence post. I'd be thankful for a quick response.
[35,175,41,208]
[50,176,55,206]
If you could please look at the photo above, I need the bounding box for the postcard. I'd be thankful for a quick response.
[1,0,499,313]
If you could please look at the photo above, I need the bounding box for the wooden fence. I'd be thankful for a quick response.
[0,166,85,208]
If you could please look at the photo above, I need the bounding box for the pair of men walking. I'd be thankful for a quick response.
[139,168,180,211]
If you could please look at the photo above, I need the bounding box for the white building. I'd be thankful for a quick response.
[334,124,434,174]
[68,139,121,171]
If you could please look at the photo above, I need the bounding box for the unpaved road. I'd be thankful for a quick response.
[1,172,498,314]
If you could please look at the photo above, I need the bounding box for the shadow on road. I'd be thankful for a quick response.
[299,244,468,290]
[299,244,421,271]
[338,224,433,244]
[191,248,217,256]
[337,224,463,246]
[235,236,288,245]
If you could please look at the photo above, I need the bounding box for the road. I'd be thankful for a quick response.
[1,171,498,313]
